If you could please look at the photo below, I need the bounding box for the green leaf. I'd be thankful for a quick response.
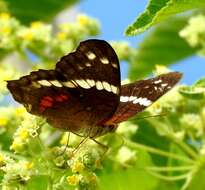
[129,17,196,80]
[194,77,205,88]
[6,0,80,24]
[178,86,205,99]
[27,175,50,190]
[125,0,205,36]
[100,152,159,190]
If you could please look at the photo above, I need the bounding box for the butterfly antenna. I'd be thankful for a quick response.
[131,112,168,121]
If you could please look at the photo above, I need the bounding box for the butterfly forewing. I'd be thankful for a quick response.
[7,39,121,136]
[105,72,182,124]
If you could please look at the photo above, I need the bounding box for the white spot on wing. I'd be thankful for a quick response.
[75,79,91,89]
[38,80,51,86]
[100,57,109,64]
[110,85,118,94]
[112,63,118,68]
[77,65,84,70]
[86,79,95,87]
[129,96,137,101]
[102,81,112,92]
[154,79,162,84]
[96,81,104,90]
[161,83,168,87]
[62,81,76,88]
[85,62,92,67]
[120,96,129,102]
[50,80,63,87]
[86,51,96,60]
[133,97,152,106]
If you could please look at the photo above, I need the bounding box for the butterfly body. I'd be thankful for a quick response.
[7,39,182,138]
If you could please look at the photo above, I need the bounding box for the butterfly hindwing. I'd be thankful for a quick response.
[104,72,182,124]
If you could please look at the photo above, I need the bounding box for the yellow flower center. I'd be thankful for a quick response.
[15,107,26,116]
[57,32,67,41]
[0,13,10,20]
[19,129,29,139]
[0,27,11,35]
[67,175,79,186]
[22,31,34,41]
[77,15,89,26]
[0,117,8,127]
[31,21,43,29]
[0,154,5,164]
[72,161,84,173]
[24,162,34,170]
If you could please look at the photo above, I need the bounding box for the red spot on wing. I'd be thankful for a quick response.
[39,94,70,112]
[40,96,53,112]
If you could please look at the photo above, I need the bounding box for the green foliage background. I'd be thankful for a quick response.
[0,0,205,190]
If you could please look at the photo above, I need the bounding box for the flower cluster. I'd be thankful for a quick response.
[52,137,102,190]
[10,114,43,153]
[0,65,19,100]
[0,13,19,49]
[0,152,34,188]
[0,106,26,134]
[111,41,136,61]
[18,21,52,46]
[0,13,101,66]
[179,14,205,55]
[53,14,100,56]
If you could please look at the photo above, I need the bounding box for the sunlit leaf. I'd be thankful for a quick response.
[178,86,204,99]
[193,77,205,88]
[125,0,205,36]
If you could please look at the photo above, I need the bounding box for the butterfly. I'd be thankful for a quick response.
[7,39,182,138]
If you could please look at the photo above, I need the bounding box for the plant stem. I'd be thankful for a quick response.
[124,139,194,163]
[147,170,189,181]
[170,135,198,160]
[148,118,198,160]
[146,165,193,172]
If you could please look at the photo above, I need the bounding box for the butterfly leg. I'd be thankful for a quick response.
[72,136,89,155]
